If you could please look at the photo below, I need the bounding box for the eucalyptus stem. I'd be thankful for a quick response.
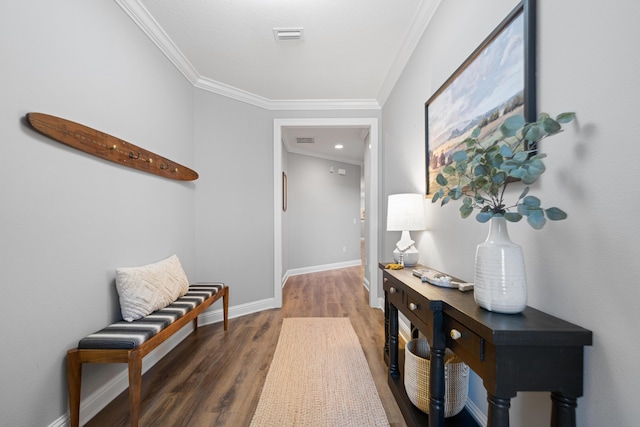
[431,112,576,229]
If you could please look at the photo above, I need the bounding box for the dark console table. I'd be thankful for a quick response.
[380,263,592,427]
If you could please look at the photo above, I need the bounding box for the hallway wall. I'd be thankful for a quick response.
[381,0,640,425]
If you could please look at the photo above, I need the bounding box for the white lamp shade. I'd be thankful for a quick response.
[387,193,426,231]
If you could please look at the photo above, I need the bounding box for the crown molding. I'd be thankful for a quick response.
[194,75,381,110]
[116,0,385,111]
[267,98,381,111]
[115,0,200,83]
[377,0,443,107]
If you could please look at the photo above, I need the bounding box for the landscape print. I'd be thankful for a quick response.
[426,10,525,195]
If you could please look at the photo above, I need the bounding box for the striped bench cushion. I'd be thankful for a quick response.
[78,283,224,350]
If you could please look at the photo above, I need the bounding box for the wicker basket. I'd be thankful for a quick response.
[404,338,469,417]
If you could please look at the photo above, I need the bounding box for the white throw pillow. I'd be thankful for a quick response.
[115,254,190,322]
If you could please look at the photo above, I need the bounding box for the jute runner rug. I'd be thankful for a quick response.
[250,317,390,427]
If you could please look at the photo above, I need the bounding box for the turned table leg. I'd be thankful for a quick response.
[389,303,400,378]
[551,392,578,427]
[487,393,511,427]
[429,346,446,427]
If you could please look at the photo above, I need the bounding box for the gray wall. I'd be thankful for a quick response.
[286,153,361,271]
[5,0,634,425]
[1,1,196,425]
[382,0,640,425]
[193,89,274,305]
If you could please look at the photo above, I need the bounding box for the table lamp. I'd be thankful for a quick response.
[386,193,426,267]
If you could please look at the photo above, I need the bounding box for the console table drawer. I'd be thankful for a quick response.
[444,316,484,362]
[405,294,431,326]
[383,277,404,306]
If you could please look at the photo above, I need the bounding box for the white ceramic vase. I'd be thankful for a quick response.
[474,216,527,314]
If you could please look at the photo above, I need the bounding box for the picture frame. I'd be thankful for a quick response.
[282,171,287,211]
[425,0,537,195]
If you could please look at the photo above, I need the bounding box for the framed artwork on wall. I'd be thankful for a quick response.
[282,172,287,211]
[425,0,537,195]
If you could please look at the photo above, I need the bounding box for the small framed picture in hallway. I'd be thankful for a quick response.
[282,172,287,211]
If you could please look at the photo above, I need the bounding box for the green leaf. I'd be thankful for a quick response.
[500,163,517,173]
[527,210,546,229]
[519,187,530,200]
[476,211,493,223]
[543,117,562,134]
[492,172,506,184]
[522,195,541,207]
[545,207,568,220]
[441,196,451,206]
[473,164,487,177]
[431,192,440,203]
[500,145,513,157]
[530,153,547,160]
[518,204,530,216]
[436,173,448,186]
[471,127,481,138]
[452,151,468,162]
[513,151,529,162]
[502,115,526,132]
[450,187,463,200]
[523,124,542,142]
[486,145,500,154]
[521,173,539,185]
[455,161,468,174]
[460,203,473,218]
[556,112,576,124]
[527,159,546,176]
[474,176,488,188]
[443,165,455,175]
[510,168,527,179]
[504,212,523,222]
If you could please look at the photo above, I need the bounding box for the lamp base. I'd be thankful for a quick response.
[393,246,420,267]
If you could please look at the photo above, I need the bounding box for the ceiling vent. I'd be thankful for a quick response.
[296,137,315,144]
[273,28,304,41]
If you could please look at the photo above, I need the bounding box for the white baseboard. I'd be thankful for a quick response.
[284,259,362,280]
[198,297,275,326]
[49,298,277,427]
[465,399,488,426]
[49,295,488,427]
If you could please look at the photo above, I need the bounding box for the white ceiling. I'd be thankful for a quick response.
[116,0,441,163]
[282,126,368,166]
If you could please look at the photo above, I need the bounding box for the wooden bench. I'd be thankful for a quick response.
[67,283,229,427]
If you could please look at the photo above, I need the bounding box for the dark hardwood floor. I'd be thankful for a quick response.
[85,266,407,426]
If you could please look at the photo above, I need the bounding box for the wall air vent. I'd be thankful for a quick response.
[273,28,304,41]
[296,137,315,144]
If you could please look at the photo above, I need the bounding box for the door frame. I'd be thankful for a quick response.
[273,117,380,308]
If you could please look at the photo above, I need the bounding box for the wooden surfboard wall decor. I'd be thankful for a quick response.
[26,112,199,181]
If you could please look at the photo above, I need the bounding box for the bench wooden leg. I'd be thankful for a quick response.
[223,286,229,331]
[128,350,143,427]
[67,349,82,427]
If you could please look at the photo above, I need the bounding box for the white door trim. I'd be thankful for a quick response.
[273,117,379,308]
